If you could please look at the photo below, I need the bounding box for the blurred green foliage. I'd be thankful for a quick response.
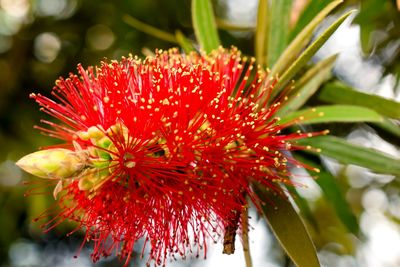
[354,0,400,80]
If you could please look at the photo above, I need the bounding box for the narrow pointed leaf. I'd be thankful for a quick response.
[359,23,375,54]
[318,82,400,118]
[275,10,355,92]
[297,136,400,175]
[255,0,269,66]
[254,185,321,267]
[192,0,220,53]
[290,0,332,41]
[279,105,383,125]
[216,18,254,31]
[122,15,178,43]
[316,170,359,234]
[267,0,292,67]
[276,55,337,117]
[373,119,400,138]
[286,185,319,231]
[175,30,195,53]
[294,55,337,90]
[271,0,343,76]
[296,156,359,234]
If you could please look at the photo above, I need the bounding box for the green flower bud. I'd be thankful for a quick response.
[16,148,87,179]
[78,168,109,191]
[77,126,106,141]
[77,126,113,160]
[77,130,90,140]
[87,126,105,139]
[107,123,129,140]
[94,137,113,160]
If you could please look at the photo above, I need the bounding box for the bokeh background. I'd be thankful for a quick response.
[0,0,399,266]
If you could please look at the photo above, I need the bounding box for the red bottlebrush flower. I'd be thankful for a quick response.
[17,47,325,266]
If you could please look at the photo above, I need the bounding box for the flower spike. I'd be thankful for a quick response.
[17,47,325,266]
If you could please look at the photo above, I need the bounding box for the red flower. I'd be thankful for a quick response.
[18,47,324,266]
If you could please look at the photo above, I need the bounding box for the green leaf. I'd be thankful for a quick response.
[279,105,383,125]
[267,0,293,67]
[275,10,355,92]
[285,185,319,231]
[175,30,195,53]
[354,0,385,54]
[122,15,178,44]
[290,0,332,41]
[373,119,400,138]
[294,55,337,90]
[318,82,400,118]
[271,0,343,77]
[359,22,375,54]
[192,0,220,53]
[297,136,400,175]
[296,156,359,234]
[215,18,254,32]
[276,55,337,117]
[254,185,321,267]
[255,0,269,67]
[316,170,359,234]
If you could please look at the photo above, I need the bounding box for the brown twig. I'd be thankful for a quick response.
[241,205,253,267]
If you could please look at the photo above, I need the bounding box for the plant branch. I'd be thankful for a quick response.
[242,204,253,267]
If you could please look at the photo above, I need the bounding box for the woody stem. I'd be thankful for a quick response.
[242,203,252,267]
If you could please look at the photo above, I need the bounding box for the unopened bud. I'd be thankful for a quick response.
[107,123,129,140]
[87,126,105,139]
[78,169,108,191]
[16,148,87,179]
